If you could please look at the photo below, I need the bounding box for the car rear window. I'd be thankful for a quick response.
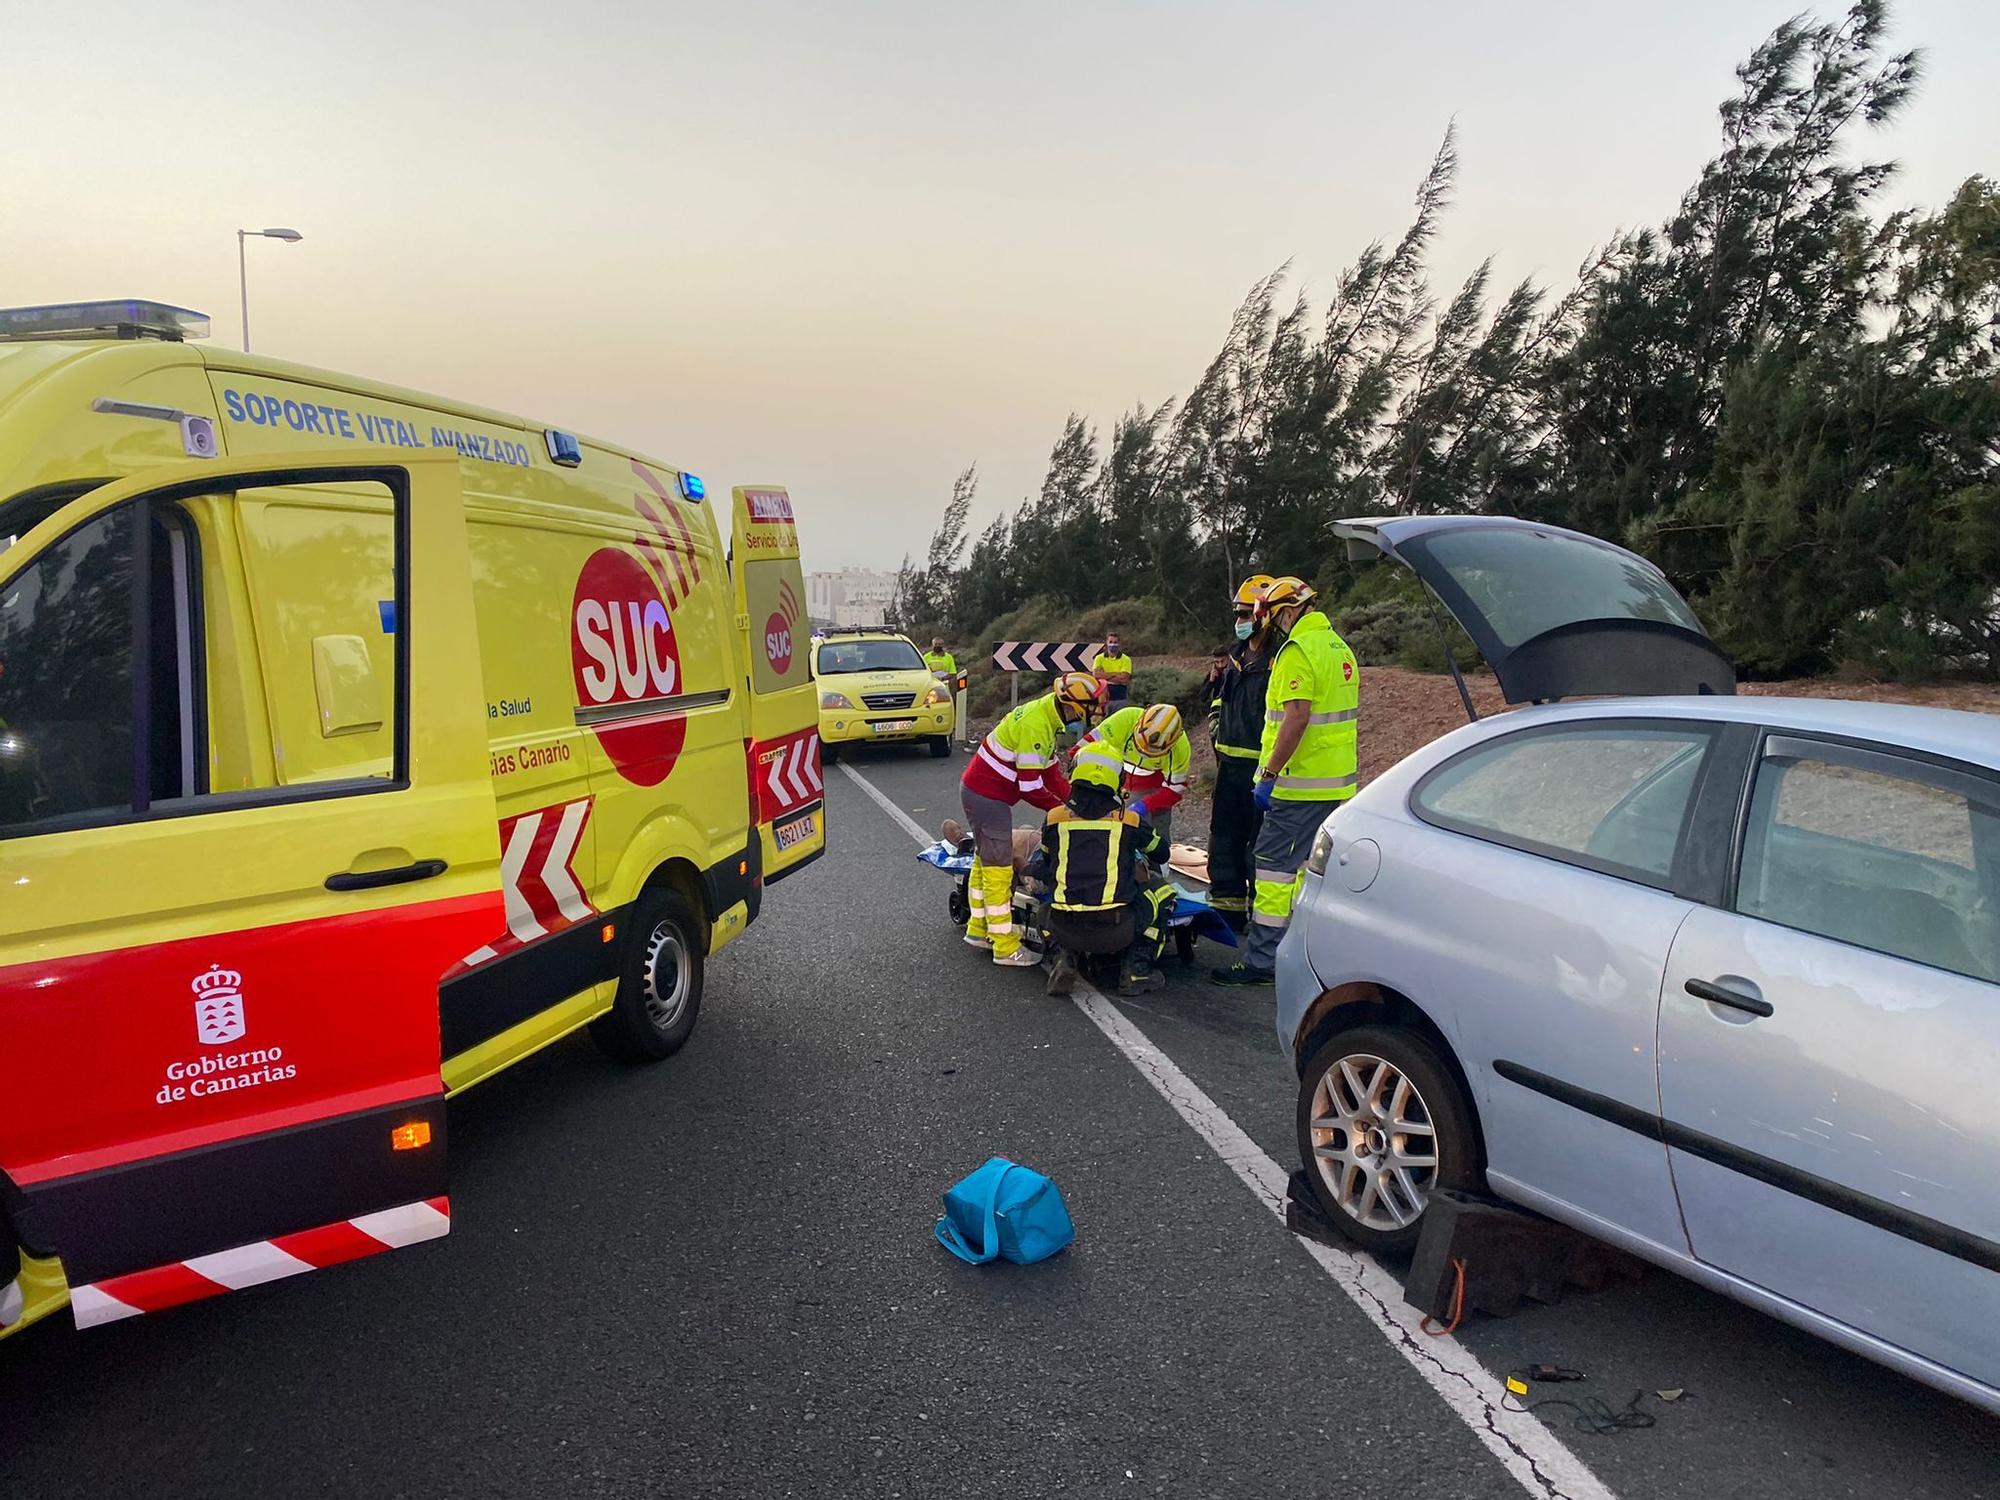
[1410,527,1704,650]
[1413,723,1713,887]
[818,638,922,674]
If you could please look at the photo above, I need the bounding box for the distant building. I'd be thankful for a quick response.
[806,568,898,629]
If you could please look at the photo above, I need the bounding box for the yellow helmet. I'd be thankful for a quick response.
[1052,671,1102,725]
[1132,703,1185,758]
[1232,573,1275,609]
[1254,575,1317,631]
[1262,575,1315,609]
[1071,756,1121,793]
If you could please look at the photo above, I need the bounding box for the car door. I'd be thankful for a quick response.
[1658,733,2000,1388]
[1372,717,1727,1252]
[0,453,500,1323]
[732,486,823,879]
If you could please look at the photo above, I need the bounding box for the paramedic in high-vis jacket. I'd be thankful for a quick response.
[1211,576,1359,988]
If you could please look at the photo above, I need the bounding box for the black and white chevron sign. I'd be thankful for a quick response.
[990,640,1102,673]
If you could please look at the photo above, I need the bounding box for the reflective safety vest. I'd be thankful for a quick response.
[1259,611,1359,802]
[962,693,1073,810]
[1074,705,1191,811]
[924,649,957,679]
[1041,804,1164,912]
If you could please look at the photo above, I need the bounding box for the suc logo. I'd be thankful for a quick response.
[571,549,689,787]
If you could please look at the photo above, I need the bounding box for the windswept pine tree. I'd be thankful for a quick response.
[899,2,1996,680]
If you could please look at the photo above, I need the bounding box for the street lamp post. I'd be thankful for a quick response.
[236,227,303,352]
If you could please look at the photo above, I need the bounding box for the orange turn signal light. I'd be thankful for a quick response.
[390,1120,432,1151]
[602,922,617,944]
[738,859,748,875]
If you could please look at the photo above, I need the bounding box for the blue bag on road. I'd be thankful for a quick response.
[934,1157,1075,1265]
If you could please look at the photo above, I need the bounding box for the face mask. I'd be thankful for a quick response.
[1234,620,1254,641]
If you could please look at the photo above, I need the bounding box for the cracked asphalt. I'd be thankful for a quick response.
[3,747,1993,1498]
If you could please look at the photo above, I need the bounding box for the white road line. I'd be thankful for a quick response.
[841,761,1615,1500]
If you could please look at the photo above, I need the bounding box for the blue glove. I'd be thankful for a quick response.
[1252,776,1276,812]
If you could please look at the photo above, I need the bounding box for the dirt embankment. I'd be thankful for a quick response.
[973,664,2000,848]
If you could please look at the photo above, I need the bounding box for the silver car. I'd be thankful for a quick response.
[1276,516,2000,1415]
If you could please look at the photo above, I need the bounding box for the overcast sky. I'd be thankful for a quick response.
[7,1,1995,572]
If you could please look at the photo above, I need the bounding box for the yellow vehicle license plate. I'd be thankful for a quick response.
[775,810,819,851]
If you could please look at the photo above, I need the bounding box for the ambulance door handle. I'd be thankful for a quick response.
[325,859,449,892]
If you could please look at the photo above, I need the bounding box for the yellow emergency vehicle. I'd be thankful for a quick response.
[0,300,824,1339]
[812,627,956,761]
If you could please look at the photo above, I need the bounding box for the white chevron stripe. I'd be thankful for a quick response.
[788,742,812,802]
[69,1285,142,1328]
[184,1240,315,1291]
[499,812,548,943]
[0,1275,23,1328]
[805,736,823,792]
[351,1200,452,1249]
[542,800,593,923]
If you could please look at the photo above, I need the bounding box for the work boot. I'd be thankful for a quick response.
[1117,959,1164,996]
[1045,953,1077,997]
[1210,962,1274,988]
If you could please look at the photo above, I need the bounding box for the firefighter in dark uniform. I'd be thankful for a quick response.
[1204,574,1274,932]
[1037,761,1176,998]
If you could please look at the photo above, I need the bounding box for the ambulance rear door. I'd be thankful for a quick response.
[0,452,500,1328]
[730,485,824,880]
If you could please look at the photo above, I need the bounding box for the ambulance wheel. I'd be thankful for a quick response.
[928,735,951,758]
[822,742,840,765]
[591,887,704,1062]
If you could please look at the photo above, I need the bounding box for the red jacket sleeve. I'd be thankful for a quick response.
[1026,759,1071,811]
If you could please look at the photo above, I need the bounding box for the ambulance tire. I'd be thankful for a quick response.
[591,887,705,1063]
[822,742,841,766]
[928,735,951,759]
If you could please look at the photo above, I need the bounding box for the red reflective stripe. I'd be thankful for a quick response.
[271,1217,396,1270]
[976,745,1020,783]
[95,1260,229,1316]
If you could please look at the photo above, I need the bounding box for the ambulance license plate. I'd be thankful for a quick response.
[872,719,915,733]
[774,811,818,851]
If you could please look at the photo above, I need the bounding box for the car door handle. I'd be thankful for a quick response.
[1684,977,1774,1018]
[325,859,448,892]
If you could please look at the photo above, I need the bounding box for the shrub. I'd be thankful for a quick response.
[1126,664,1210,718]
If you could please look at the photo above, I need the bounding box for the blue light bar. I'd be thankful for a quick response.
[544,428,582,467]
[678,472,707,502]
[0,300,210,343]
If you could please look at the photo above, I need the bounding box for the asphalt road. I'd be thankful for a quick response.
[3,744,1993,1499]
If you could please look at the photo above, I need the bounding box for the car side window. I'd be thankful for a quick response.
[1412,723,1713,887]
[1737,743,1999,983]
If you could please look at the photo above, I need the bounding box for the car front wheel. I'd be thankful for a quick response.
[1295,1025,1478,1256]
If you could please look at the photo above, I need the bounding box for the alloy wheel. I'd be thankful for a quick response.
[1307,1051,1440,1232]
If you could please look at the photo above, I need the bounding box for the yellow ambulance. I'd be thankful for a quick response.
[0,299,824,1338]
